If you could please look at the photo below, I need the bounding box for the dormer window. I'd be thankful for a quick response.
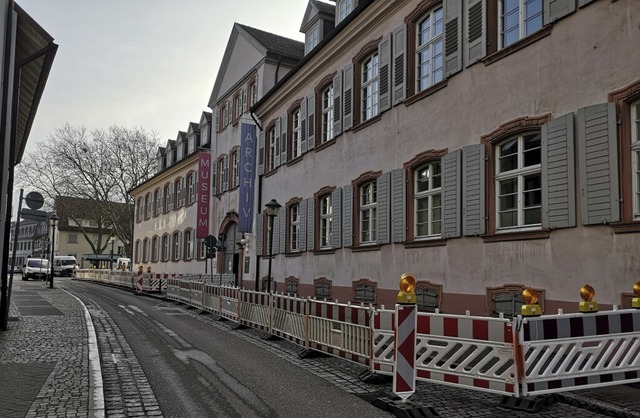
[176,144,183,160]
[167,150,173,166]
[201,126,209,145]
[337,0,353,23]
[188,136,196,154]
[305,25,319,54]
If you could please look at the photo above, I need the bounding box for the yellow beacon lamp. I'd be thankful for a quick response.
[632,281,640,309]
[579,284,598,313]
[397,273,416,305]
[521,287,542,316]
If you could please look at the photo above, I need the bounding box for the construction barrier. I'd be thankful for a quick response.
[518,309,640,396]
[73,270,640,401]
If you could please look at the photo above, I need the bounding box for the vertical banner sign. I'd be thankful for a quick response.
[197,152,211,238]
[239,123,257,232]
[393,304,417,400]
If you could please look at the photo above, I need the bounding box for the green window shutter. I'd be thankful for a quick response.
[466,0,486,66]
[392,24,406,106]
[542,112,576,229]
[444,0,462,76]
[307,93,316,150]
[299,199,307,252]
[442,149,462,238]
[211,160,217,195]
[307,198,315,250]
[331,188,342,249]
[300,96,308,153]
[280,210,286,254]
[281,114,288,164]
[577,103,620,225]
[343,185,353,247]
[258,130,265,175]
[378,32,392,112]
[462,144,486,235]
[343,64,354,131]
[376,172,391,244]
[255,214,263,256]
[274,118,281,167]
[272,214,280,254]
[391,168,406,243]
[333,72,343,137]
[544,0,576,25]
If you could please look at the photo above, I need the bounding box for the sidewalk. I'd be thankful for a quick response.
[0,278,101,418]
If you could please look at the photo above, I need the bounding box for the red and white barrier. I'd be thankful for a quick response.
[393,304,417,400]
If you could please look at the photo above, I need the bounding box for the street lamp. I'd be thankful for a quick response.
[109,234,115,270]
[265,199,281,293]
[49,214,59,289]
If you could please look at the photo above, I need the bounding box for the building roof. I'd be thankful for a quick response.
[236,24,305,60]
[301,0,336,32]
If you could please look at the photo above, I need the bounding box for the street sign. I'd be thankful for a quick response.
[204,234,217,248]
[25,191,44,210]
[21,208,48,222]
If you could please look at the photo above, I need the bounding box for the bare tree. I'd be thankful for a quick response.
[15,123,159,256]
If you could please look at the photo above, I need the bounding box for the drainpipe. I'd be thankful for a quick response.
[274,54,282,85]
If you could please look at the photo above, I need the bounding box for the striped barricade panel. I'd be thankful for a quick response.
[239,290,270,332]
[160,274,168,292]
[307,300,372,366]
[142,274,151,292]
[372,309,395,375]
[520,309,640,396]
[271,294,307,347]
[218,286,239,322]
[414,313,517,397]
[178,280,191,304]
[166,278,180,301]
[148,274,161,292]
[202,284,222,315]
[190,281,204,309]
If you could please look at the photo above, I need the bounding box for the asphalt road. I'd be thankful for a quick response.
[66,280,392,417]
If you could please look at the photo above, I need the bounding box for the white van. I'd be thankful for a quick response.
[53,255,77,277]
[116,257,131,271]
[22,258,50,281]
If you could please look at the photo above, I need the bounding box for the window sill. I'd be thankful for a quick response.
[611,222,640,234]
[287,155,303,166]
[314,138,336,152]
[483,26,552,67]
[352,114,381,133]
[312,248,336,255]
[404,80,448,107]
[351,244,382,252]
[404,238,447,248]
[264,168,278,178]
[482,229,550,243]
[285,252,302,257]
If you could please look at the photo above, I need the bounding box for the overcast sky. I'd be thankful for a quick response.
[17,0,310,152]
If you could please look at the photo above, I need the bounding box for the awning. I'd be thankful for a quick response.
[12,3,58,166]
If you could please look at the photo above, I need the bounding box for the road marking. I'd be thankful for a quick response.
[118,304,135,316]
[128,305,149,317]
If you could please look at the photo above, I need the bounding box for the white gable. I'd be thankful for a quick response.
[215,34,264,104]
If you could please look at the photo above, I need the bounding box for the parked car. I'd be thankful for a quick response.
[22,258,49,281]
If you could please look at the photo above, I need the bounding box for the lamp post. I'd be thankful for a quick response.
[49,214,59,289]
[109,234,115,270]
[265,199,281,293]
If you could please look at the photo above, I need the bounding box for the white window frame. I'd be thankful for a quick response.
[361,52,379,122]
[359,181,377,244]
[185,229,193,260]
[232,151,239,188]
[152,236,158,262]
[188,173,196,204]
[320,194,333,248]
[338,0,353,23]
[416,6,444,92]
[188,136,196,154]
[495,132,542,230]
[415,162,442,238]
[221,156,229,191]
[306,24,319,53]
[290,203,300,252]
[155,188,163,215]
[631,100,640,218]
[173,232,181,261]
[292,108,302,159]
[268,128,277,171]
[146,193,153,219]
[162,235,169,261]
[499,0,543,49]
[165,184,173,211]
[322,86,335,143]
[175,178,183,208]
[176,143,183,160]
